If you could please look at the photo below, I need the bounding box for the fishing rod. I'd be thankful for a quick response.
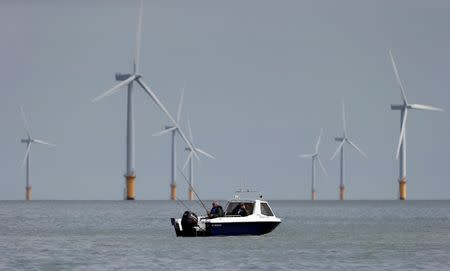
[177,166,209,215]
[174,196,193,213]
[174,167,204,213]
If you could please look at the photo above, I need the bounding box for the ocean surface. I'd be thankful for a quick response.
[0,200,449,270]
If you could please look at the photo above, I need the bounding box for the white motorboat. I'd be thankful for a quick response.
[171,191,281,237]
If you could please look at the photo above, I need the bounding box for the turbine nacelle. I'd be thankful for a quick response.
[115,73,141,81]
[391,104,405,110]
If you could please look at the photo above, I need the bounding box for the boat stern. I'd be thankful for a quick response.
[170,218,183,237]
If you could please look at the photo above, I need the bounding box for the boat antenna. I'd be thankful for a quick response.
[177,166,209,215]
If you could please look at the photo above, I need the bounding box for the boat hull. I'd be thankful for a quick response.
[206,221,281,236]
[171,218,281,237]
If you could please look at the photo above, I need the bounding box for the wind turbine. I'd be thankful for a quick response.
[330,100,367,200]
[299,129,327,200]
[20,106,55,200]
[389,49,444,200]
[92,0,201,200]
[183,117,215,201]
[153,87,185,200]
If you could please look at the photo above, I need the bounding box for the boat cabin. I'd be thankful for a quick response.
[223,199,275,217]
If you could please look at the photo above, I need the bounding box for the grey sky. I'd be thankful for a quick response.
[1,0,449,200]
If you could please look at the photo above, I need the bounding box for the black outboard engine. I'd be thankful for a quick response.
[181,211,198,236]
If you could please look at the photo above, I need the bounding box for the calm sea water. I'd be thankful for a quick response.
[0,200,449,270]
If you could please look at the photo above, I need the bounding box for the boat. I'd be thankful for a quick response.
[170,190,281,237]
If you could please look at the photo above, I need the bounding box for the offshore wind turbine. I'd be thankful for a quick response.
[20,106,55,200]
[389,49,444,200]
[183,117,215,201]
[92,0,201,200]
[330,100,367,200]
[153,87,185,200]
[299,129,327,200]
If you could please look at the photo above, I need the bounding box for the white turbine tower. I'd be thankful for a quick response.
[389,50,444,200]
[20,106,55,200]
[299,129,327,200]
[183,117,215,201]
[92,0,201,200]
[330,100,367,200]
[153,87,185,200]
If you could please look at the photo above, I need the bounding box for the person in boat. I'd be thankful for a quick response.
[209,201,224,218]
[232,202,248,216]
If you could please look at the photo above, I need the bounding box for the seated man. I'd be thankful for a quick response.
[232,202,248,217]
[209,201,224,218]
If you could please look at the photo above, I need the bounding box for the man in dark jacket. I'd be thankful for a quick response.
[209,201,224,218]
[232,202,248,216]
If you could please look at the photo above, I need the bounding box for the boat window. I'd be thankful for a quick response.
[225,202,254,216]
[260,203,274,216]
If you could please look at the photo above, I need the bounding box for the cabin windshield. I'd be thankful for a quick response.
[225,202,254,216]
[260,202,274,216]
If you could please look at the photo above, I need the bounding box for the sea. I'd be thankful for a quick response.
[0,200,449,270]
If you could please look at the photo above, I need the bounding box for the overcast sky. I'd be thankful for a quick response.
[1,0,449,200]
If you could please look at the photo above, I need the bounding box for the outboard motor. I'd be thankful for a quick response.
[181,211,198,236]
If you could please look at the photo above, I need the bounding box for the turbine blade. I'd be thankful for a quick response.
[136,77,199,160]
[196,148,215,159]
[152,126,176,137]
[176,87,185,123]
[20,105,31,138]
[396,109,408,160]
[182,152,194,171]
[21,143,31,168]
[330,140,345,160]
[91,75,136,102]
[347,139,367,158]
[317,157,328,176]
[342,99,347,136]
[409,104,444,112]
[185,117,202,161]
[135,0,144,73]
[315,128,323,153]
[389,49,408,104]
[33,139,56,147]
[299,153,315,158]
[187,117,194,142]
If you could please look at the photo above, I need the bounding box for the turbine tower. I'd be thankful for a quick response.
[299,129,327,200]
[153,87,185,200]
[330,100,367,200]
[389,49,444,200]
[183,117,215,201]
[92,0,201,200]
[20,106,55,200]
